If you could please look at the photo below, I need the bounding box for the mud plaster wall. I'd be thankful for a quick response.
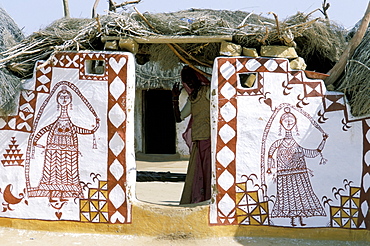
[176,91,191,157]
[0,51,135,224]
[209,57,369,230]
[134,90,143,153]
[0,52,368,233]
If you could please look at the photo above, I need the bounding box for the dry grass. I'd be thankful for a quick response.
[0,9,347,77]
[337,30,370,116]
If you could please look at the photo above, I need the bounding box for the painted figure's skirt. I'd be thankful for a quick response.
[30,149,83,198]
[271,170,325,218]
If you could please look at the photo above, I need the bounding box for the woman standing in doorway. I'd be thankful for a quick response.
[172,66,211,204]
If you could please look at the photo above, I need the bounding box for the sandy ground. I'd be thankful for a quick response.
[136,160,187,205]
[1,227,367,246]
[0,160,368,245]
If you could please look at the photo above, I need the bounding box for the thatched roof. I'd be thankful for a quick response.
[0,7,24,115]
[336,28,370,116]
[7,8,369,115]
[0,9,346,79]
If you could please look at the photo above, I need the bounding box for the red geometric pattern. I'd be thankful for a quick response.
[0,90,36,132]
[359,120,370,228]
[53,52,80,69]
[79,53,108,81]
[105,54,130,224]
[322,94,346,112]
[35,61,52,93]
[212,56,370,231]
[9,51,132,223]
[330,186,361,228]
[212,57,288,225]
[286,71,324,100]
[80,181,109,223]
[1,137,24,167]
[235,183,270,225]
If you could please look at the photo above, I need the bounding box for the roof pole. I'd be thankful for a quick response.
[63,0,70,18]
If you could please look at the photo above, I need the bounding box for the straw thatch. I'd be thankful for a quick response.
[336,29,370,117]
[0,9,347,79]
[0,7,24,115]
[136,61,213,90]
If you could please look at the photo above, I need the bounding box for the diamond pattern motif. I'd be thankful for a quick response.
[220,102,236,123]
[217,146,235,168]
[110,77,126,101]
[220,82,236,100]
[105,53,131,224]
[245,59,262,71]
[219,124,236,144]
[110,184,126,209]
[264,59,278,71]
[218,170,234,191]
[109,132,125,157]
[109,104,126,128]
[220,61,236,80]
[109,159,124,181]
[218,193,235,218]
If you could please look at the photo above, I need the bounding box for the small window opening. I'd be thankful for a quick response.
[239,73,257,88]
[85,60,105,75]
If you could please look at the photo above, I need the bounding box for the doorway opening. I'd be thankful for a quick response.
[137,89,186,205]
[143,89,176,154]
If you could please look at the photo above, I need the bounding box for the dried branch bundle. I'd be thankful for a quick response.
[0,9,347,78]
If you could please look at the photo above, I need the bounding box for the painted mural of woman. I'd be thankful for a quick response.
[261,103,328,227]
[25,81,100,202]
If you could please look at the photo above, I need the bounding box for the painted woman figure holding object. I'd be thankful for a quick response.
[28,82,100,201]
[264,106,328,226]
[172,66,211,204]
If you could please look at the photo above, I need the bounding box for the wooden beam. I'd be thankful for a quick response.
[325,2,370,85]
[101,35,232,44]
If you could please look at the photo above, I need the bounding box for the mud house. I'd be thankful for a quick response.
[0,6,369,241]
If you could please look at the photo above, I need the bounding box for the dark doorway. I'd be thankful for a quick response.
[143,90,176,154]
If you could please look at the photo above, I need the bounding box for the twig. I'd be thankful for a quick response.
[108,0,116,12]
[0,49,44,64]
[115,0,141,9]
[133,7,161,33]
[237,12,254,29]
[166,44,211,77]
[305,8,321,20]
[285,18,319,30]
[96,14,102,33]
[268,12,280,37]
[256,27,269,45]
[348,60,370,71]
[172,43,212,68]
[320,0,330,20]
[92,0,100,18]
